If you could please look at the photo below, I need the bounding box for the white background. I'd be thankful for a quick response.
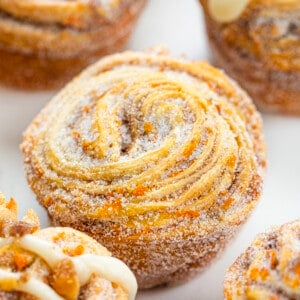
[0,1,299,299]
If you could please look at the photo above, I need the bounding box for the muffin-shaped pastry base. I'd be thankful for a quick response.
[224,219,300,299]
[22,49,266,288]
[0,29,130,90]
[200,0,300,115]
[0,193,137,300]
[0,0,146,90]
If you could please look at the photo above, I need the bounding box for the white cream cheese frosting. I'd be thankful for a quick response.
[208,0,250,22]
[0,233,137,300]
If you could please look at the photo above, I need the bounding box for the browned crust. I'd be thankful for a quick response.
[200,1,300,115]
[0,1,146,90]
[52,215,239,288]
[0,33,129,90]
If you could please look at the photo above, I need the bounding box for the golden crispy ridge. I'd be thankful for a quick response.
[21,49,266,287]
[224,219,300,300]
[0,194,132,300]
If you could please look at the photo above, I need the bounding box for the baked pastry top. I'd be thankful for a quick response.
[224,219,300,300]
[21,49,266,287]
[204,0,300,73]
[200,0,300,114]
[0,193,137,300]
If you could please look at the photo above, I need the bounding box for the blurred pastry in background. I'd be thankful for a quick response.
[0,192,137,299]
[224,219,300,299]
[200,0,300,114]
[22,48,266,288]
[0,0,146,90]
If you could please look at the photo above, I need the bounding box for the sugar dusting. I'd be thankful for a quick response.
[21,50,266,288]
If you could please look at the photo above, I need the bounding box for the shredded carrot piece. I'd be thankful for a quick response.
[221,198,235,210]
[53,232,66,242]
[14,253,29,271]
[144,122,153,133]
[227,155,236,168]
[132,184,147,196]
[249,267,269,281]
[64,244,85,257]
[266,249,278,269]
[82,105,90,113]
[183,140,197,157]
[72,131,80,139]
[97,198,122,217]
[294,261,300,276]
[175,210,200,218]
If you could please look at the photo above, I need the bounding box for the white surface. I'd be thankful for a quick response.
[0,1,299,299]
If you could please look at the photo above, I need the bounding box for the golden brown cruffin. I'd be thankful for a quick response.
[200,0,300,114]
[0,0,146,90]
[21,48,266,289]
[224,219,300,300]
[0,192,137,300]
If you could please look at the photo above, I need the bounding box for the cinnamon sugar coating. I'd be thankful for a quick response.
[21,49,266,288]
[0,0,146,90]
[200,0,300,114]
[224,219,300,300]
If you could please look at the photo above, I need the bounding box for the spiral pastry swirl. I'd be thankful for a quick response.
[22,49,266,288]
[224,219,300,300]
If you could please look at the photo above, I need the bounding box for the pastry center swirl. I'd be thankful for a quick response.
[30,61,258,227]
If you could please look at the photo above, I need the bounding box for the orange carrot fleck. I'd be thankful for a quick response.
[183,140,197,157]
[249,267,269,281]
[221,198,235,210]
[72,131,80,139]
[294,261,300,276]
[144,122,153,133]
[132,184,147,197]
[53,232,66,242]
[63,244,85,257]
[170,170,182,177]
[227,156,236,168]
[14,253,29,271]
[219,190,228,197]
[97,198,122,217]
[266,249,278,269]
[175,210,200,218]
[6,198,17,213]
[82,105,90,113]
